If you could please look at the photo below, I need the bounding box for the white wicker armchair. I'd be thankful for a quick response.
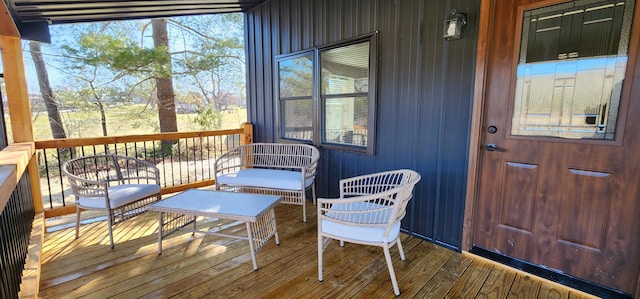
[62,154,161,248]
[317,169,421,296]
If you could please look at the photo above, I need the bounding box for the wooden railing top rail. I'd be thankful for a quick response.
[35,129,245,149]
[0,142,35,212]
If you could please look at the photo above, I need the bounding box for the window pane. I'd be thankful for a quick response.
[324,97,368,146]
[321,42,369,95]
[279,54,313,97]
[282,99,313,141]
[511,0,633,140]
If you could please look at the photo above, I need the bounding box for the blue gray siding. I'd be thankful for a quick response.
[245,0,479,250]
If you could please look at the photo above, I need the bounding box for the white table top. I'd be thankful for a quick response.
[147,189,281,222]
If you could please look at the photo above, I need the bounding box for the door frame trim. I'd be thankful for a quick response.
[462,0,492,253]
[460,0,496,251]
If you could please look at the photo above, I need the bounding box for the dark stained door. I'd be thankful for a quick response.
[473,0,640,294]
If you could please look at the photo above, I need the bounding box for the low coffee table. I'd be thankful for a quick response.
[147,189,282,270]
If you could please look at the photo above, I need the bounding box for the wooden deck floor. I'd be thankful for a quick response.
[39,201,599,299]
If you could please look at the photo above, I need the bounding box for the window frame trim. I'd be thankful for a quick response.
[274,50,315,144]
[274,32,378,155]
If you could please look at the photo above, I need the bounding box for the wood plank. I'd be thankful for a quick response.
[445,257,495,298]
[475,263,517,299]
[538,281,569,299]
[322,236,424,299]
[415,252,475,298]
[364,240,454,297]
[40,222,249,297]
[35,202,602,299]
[507,273,541,299]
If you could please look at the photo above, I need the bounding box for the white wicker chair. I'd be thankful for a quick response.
[317,169,421,296]
[62,154,161,248]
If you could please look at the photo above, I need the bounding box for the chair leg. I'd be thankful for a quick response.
[312,183,317,205]
[383,244,401,296]
[302,193,307,223]
[75,205,81,239]
[318,234,324,282]
[107,210,115,249]
[396,237,406,261]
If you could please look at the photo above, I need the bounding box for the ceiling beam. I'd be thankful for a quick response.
[1,0,19,37]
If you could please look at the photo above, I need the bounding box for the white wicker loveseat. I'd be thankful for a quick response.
[214,143,320,222]
[62,154,162,248]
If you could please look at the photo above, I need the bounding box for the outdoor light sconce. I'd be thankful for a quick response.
[443,10,467,40]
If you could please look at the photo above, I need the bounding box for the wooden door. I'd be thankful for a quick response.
[473,0,640,295]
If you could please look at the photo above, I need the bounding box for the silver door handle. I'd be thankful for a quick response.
[485,144,506,152]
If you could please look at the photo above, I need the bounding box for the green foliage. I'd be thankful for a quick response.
[193,105,222,130]
[62,33,170,77]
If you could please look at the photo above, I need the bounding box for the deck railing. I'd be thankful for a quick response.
[34,123,253,218]
[0,143,36,298]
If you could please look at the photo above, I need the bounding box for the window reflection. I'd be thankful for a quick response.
[279,55,313,97]
[321,41,370,147]
[511,0,634,140]
[278,53,314,142]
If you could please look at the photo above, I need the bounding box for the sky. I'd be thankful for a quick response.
[1,14,245,97]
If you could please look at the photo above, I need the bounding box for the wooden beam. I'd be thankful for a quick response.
[0,35,35,143]
[35,128,244,149]
[43,205,76,218]
[240,122,253,145]
[0,0,19,37]
[1,34,45,214]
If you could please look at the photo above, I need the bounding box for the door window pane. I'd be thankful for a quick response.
[512,0,634,139]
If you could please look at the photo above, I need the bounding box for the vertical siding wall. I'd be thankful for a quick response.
[245,0,479,250]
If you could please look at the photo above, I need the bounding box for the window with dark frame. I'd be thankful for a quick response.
[276,33,377,154]
[278,52,314,142]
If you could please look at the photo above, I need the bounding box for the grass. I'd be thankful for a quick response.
[7,104,247,141]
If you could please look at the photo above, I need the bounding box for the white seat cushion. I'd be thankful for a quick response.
[216,168,314,191]
[321,201,399,243]
[321,219,401,244]
[78,184,160,209]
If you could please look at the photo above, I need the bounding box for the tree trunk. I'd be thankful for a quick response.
[152,18,178,154]
[152,19,178,134]
[29,41,66,139]
[30,41,75,160]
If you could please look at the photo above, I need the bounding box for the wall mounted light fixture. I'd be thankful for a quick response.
[443,9,467,40]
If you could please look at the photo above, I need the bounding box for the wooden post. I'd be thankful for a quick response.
[240,122,253,145]
[0,33,44,213]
